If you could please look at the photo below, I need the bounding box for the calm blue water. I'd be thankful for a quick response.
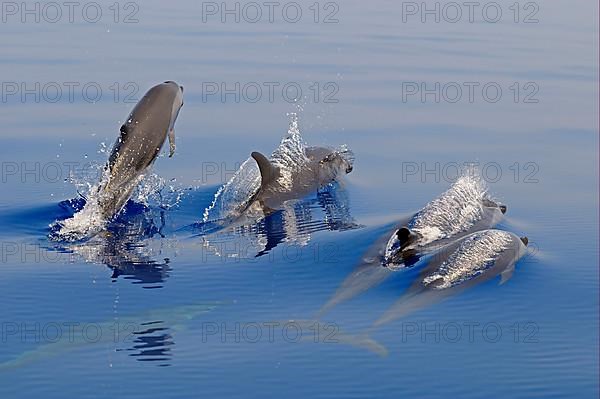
[0,0,598,397]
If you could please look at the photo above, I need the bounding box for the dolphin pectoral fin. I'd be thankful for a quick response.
[499,265,515,285]
[251,151,280,188]
[168,129,176,157]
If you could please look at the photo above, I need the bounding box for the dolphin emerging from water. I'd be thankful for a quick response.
[245,146,353,215]
[97,81,184,219]
[383,172,506,268]
[373,229,529,328]
[202,118,354,228]
[52,81,184,241]
[318,172,506,316]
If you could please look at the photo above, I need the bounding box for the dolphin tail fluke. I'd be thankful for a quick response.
[370,291,434,331]
[313,332,388,357]
[251,151,280,189]
[336,333,389,357]
[291,320,388,357]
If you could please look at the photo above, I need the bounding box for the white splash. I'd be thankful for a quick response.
[423,230,513,289]
[410,168,489,245]
[202,113,309,223]
[51,166,115,242]
[51,160,171,242]
[270,113,309,191]
[202,158,262,223]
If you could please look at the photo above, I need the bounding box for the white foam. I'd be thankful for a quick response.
[410,169,489,245]
[51,165,170,242]
[202,113,309,223]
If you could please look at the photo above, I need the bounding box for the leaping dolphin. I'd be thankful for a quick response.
[52,81,184,241]
[98,81,184,219]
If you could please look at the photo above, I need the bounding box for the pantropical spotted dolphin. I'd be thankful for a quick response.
[52,81,184,241]
[0,302,218,370]
[318,171,506,316]
[373,229,529,327]
[247,146,353,214]
[202,117,354,227]
[98,81,184,219]
[383,172,506,268]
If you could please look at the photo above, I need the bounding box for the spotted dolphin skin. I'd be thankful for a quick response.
[318,173,507,316]
[384,173,506,268]
[373,230,529,327]
[98,81,184,219]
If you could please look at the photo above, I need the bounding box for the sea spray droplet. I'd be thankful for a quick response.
[202,113,308,224]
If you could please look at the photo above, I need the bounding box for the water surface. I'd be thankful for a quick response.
[0,0,598,398]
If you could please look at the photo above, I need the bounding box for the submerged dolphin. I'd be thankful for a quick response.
[0,302,218,371]
[316,222,404,317]
[98,81,184,219]
[373,230,529,328]
[318,172,506,316]
[383,172,506,268]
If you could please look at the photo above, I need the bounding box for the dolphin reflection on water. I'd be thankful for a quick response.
[49,198,173,288]
[197,182,362,259]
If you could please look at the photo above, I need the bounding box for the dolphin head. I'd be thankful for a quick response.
[323,152,354,174]
[311,147,354,185]
[163,81,184,132]
[482,197,506,214]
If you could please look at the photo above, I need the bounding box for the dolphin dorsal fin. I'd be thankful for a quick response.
[251,151,279,188]
[396,227,418,250]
